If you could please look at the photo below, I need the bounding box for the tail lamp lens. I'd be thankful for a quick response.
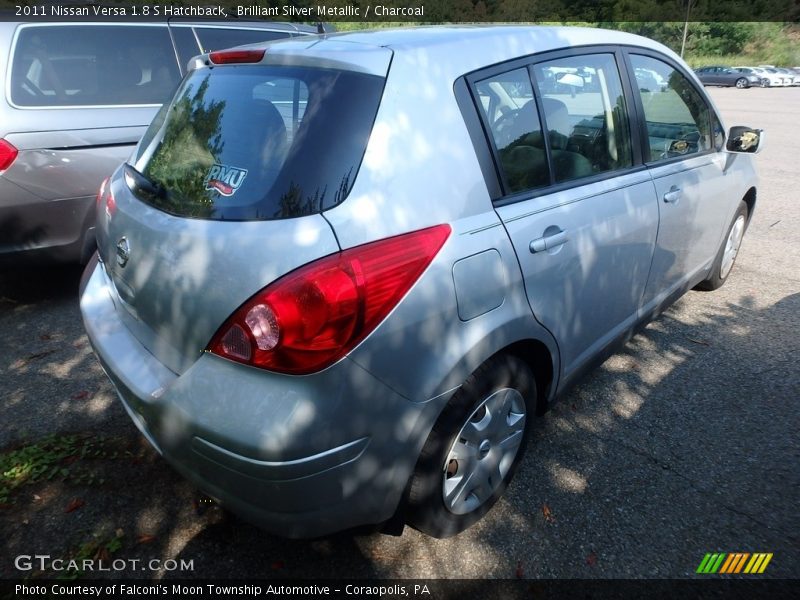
[0,139,18,171]
[96,176,115,217]
[208,224,451,374]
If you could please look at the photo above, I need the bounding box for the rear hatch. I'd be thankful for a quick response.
[95,42,392,374]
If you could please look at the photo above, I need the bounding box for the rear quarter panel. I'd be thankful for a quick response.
[325,49,560,405]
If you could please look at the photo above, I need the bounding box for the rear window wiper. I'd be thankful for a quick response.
[123,163,166,203]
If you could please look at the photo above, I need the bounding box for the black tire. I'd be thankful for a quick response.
[735,77,749,89]
[406,354,537,538]
[695,200,749,291]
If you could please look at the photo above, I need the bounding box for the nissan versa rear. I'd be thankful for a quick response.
[80,27,761,538]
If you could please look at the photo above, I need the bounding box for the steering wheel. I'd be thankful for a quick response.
[492,109,522,148]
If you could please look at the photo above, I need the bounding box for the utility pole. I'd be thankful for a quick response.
[680,0,695,58]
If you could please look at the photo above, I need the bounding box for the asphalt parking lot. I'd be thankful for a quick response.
[0,86,797,581]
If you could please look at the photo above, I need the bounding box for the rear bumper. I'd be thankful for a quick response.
[79,258,442,538]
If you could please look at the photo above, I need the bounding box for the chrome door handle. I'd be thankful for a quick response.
[530,229,569,253]
[663,186,682,203]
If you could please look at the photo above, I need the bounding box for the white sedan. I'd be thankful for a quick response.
[775,68,800,86]
[733,67,782,87]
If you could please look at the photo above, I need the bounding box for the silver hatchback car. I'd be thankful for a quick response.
[80,26,762,538]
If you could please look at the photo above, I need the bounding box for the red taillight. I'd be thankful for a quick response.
[0,139,18,171]
[96,176,115,217]
[209,49,266,65]
[208,224,451,374]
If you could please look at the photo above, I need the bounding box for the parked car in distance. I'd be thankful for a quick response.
[694,66,759,88]
[732,66,781,87]
[0,20,317,266]
[80,25,762,539]
[758,66,793,86]
[774,67,800,86]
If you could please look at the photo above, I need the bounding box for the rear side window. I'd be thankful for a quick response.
[531,53,633,183]
[9,25,180,107]
[194,28,292,53]
[133,65,384,220]
[474,68,550,193]
[630,55,712,161]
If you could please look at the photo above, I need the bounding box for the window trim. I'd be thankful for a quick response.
[166,27,187,77]
[621,48,723,167]
[461,44,646,205]
[527,62,555,188]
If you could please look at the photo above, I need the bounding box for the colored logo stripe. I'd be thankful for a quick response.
[744,553,773,574]
[697,553,773,574]
[697,553,726,573]
[720,553,749,573]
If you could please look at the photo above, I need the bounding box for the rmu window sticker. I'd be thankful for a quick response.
[204,164,248,197]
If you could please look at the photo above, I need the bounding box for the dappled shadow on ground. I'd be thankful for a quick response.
[470,290,800,578]
[1,256,796,578]
[0,265,124,449]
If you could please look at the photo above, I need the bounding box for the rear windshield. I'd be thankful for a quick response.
[131,64,385,220]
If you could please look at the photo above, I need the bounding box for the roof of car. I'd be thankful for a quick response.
[0,19,316,32]
[255,25,678,80]
[329,24,664,53]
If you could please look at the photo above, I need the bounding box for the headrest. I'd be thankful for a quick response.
[541,97,570,138]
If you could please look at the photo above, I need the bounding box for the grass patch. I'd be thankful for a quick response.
[0,434,123,504]
[57,530,125,580]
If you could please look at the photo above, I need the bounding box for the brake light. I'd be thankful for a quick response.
[96,176,115,218]
[208,224,451,374]
[209,49,266,65]
[0,139,18,171]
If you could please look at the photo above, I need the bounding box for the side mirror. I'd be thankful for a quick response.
[726,126,764,154]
